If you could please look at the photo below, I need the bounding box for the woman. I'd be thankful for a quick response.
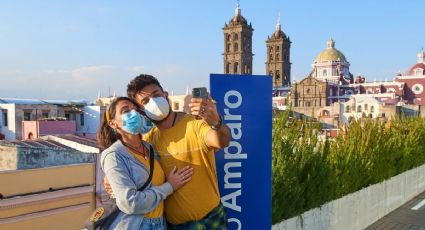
[98,97,193,229]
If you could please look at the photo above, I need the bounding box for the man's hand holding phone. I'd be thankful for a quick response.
[189,87,221,129]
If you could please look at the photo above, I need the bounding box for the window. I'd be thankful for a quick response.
[234,62,239,73]
[306,88,311,94]
[80,113,85,126]
[276,70,280,80]
[370,106,375,113]
[412,84,424,94]
[226,34,231,42]
[364,104,368,111]
[276,46,280,61]
[233,33,238,41]
[305,101,311,107]
[415,68,423,76]
[268,47,273,60]
[226,43,231,52]
[323,69,327,76]
[234,43,238,52]
[357,105,362,113]
[226,63,231,74]
[2,111,7,127]
[345,106,350,113]
[42,112,49,119]
[65,113,70,120]
[24,112,31,121]
[387,88,396,93]
[173,102,180,111]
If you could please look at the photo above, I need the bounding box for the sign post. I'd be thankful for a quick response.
[210,74,272,230]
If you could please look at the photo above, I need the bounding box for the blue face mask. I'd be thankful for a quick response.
[121,110,143,135]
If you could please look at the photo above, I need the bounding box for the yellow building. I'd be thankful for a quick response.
[0,135,98,230]
[168,93,192,114]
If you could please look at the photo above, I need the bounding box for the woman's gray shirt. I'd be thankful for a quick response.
[100,140,173,229]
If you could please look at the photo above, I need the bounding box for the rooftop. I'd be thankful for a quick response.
[7,139,73,150]
[0,98,89,106]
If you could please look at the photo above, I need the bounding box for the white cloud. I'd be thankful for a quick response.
[71,65,114,82]
[127,65,145,74]
[0,63,208,100]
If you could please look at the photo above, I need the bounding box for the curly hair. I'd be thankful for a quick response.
[127,74,164,99]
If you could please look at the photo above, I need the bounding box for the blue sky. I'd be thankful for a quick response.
[0,0,424,100]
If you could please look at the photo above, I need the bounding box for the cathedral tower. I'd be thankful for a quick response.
[223,3,254,75]
[266,14,291,87]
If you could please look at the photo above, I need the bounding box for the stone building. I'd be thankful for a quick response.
[223,3,253,75]
[291,75,329,108]
[266,15,291,87]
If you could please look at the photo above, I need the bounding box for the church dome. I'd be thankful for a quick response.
[228,3,248,26]
[270,14,288,40]
[315,39,347,63]
[407,48,425,75]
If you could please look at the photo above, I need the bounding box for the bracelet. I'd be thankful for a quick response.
[211,116,223,130]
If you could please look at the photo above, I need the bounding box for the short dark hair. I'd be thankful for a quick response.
[127,74,164,99]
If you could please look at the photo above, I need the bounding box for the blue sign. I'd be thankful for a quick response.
[210,74,272,230]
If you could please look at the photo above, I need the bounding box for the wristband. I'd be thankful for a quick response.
[211,116,223,131]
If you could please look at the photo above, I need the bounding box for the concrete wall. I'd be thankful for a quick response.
[39,120,76,136]
[0,145,18,170]
[15,104,58,140]
[21,121,38,140]
[0,165,95,229]
[0,145,95,170]
[0,163,95,197]
[21,120,77,140]
[272,163,425,230]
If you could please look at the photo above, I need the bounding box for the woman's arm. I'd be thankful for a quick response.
[102,151,173,215]
[102,151,193,215]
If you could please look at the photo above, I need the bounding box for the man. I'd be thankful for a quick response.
[106,74,231,229]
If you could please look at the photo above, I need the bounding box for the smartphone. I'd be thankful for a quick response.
[192,87,209,99]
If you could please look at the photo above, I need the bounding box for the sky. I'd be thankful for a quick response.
[0,0,424,101]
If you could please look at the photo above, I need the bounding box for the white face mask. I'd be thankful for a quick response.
[144,96,170,121]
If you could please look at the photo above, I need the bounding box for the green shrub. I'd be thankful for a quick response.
[272,110,425,224]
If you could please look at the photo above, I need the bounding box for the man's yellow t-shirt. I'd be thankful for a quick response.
[143,113,220,225]
[128,148,165,219]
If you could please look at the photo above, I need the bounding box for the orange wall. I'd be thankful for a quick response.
[0,163,95,197]
[0,163,96,229]
[1,203,93,230]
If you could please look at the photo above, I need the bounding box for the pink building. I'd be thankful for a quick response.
[22,120,76,140]
[395,49,425,105]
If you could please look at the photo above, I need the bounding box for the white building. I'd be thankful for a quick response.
[0,98,99,141]
[340,95,383,124]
